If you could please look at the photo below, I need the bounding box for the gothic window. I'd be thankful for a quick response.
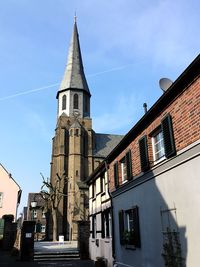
[62,95,66,110]
[73,94,79,109]
[84,96,88,113]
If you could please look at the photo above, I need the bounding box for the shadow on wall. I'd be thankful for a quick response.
[114,166,188,267]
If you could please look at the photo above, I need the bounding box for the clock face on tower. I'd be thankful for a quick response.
[73,110,80,119]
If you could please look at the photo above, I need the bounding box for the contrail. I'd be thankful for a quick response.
[0,83,59,101]
[0,64,130,101]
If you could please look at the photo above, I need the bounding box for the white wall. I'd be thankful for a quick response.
[89,172,114,267]
[113,144,200,267]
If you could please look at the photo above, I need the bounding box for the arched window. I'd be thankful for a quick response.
[62,95,66,110]
[84,97,88,113]
[73,94,79,109]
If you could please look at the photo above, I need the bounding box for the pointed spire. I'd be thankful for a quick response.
[57,19,91,98]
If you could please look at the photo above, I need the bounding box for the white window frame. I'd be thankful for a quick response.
[33,210,37,219]
[41,225,46,233]
[120,157,127,183]
[126,211,134,232]
[152,129,165,163]
[42,210,46,218]
[0,193,3,208]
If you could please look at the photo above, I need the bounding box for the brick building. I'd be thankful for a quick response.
[88,54,200,267]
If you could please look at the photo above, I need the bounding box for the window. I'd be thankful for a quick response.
[0,193,3,208]
[151,114,176,163]
[62,95,66,110]
[120,157,127,183]
[84,96,88,113]
[152,129,165,162]
[102,210,112,238]
[41,225,46,233]
[73,94,79,109]
[33,210,37,219]
[120,150,132,183]
[118,206,141,248]
[42,210,46,218]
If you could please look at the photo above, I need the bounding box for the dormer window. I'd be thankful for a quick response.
[74,94,79,109]
[62,95,66,110]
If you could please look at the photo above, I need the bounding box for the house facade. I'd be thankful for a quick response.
[109,55,200,267]
[0,164,21,221]
[87,164,113,266]
[88,54,200,267]
[27,193,47,240]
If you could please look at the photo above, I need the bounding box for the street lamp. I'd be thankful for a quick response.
[31,201,37,220]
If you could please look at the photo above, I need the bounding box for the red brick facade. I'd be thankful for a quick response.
[108,65,200,192]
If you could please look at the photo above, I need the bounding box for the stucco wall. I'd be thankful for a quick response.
[0,165,20,220]
[113,143,200,267]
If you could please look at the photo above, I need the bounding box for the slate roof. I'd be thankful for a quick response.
[57,20,90,98]
[28,193,45,207]
[94,133,124,158]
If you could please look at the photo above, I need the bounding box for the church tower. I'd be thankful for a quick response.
[50,19,123,240]
[50,19,93,240]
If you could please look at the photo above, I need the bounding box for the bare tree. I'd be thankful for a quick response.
[40,173,67,241]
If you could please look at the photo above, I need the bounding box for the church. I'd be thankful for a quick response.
[50,19,123,240]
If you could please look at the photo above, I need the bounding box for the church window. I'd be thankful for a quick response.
[73,94,79,109]
[62,95,66,110]
[84,96,88,113]
[75,129,79,136]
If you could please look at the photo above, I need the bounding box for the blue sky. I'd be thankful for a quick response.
[0,0,199,214]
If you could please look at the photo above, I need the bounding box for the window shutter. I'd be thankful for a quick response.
[101,213,105,238]
[114,162,119,188]
[132,206,141,248]
[139,135,149,172]
[118,210,124,245]
[125,150,132,180]
[161,114,176,158]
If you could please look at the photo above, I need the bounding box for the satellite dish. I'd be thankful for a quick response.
[159,78,173,92]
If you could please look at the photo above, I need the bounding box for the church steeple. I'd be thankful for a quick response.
[57,19,91,118]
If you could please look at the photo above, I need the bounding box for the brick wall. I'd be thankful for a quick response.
[109,76,200,191]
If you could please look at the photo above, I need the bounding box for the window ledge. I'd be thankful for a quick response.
[153,156,166,166]
[125,244,136,250]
